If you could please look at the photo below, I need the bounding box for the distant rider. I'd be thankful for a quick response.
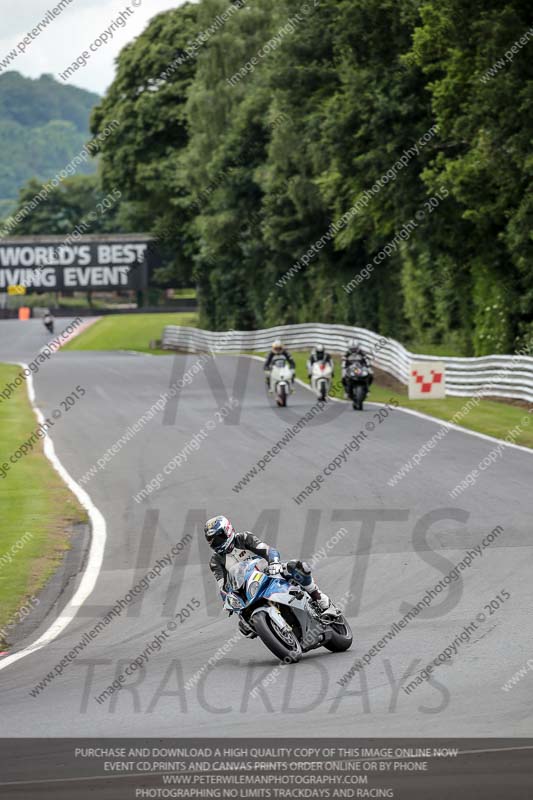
[341,339,373,393]
[264,339,296,387]
[43,312,54,334]
[205,516,338,637]
[307,343,333,380]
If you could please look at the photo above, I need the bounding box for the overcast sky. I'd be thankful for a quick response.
[1,0,186,96]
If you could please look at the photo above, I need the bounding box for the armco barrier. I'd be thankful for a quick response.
[161,323,533,404]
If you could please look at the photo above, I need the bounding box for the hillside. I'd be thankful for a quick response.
[0,72,99,215]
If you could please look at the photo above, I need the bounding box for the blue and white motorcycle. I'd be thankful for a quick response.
[224,558,353,663]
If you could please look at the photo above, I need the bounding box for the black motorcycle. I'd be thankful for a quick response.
[43,317,54,334]
[344,359,372,410]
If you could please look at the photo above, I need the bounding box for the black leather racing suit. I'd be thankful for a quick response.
[307,351,334,378]
[209,532,280,600]
[341,349,373,389]
[209,532,321,603]
[264,349,296,371]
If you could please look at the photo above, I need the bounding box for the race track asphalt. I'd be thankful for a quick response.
[1,318,532,740]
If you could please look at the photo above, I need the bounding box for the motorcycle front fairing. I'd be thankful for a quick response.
[226,558,325,652]
[269,357,294,391]
[311,361,333,392]
[228,558,291,606]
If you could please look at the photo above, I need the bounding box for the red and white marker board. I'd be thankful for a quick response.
[409,361,446,399]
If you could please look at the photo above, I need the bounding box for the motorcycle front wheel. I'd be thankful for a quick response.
[353,385,365,410]
[253,610,302,663]
[277,385,287,407]
[323,616,353,653]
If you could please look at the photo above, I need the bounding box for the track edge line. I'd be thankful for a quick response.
[0,362,107,673]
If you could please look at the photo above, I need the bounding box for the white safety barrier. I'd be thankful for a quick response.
[161,323,533,403]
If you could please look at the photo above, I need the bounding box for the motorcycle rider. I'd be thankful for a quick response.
[205,516,338,637]
[264,339,296,388]
[341,338,373,393]
[307,343,334,380]
[43,312,54,334]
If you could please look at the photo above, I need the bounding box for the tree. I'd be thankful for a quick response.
[5,174,131,236]
[88,0,532,353]
[90,3,200,287]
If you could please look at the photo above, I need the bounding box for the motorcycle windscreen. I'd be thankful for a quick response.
[348,360,366,375]
[227,558,267,591]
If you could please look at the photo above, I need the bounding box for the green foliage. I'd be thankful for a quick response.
[4,174,134,236]
[0,72,99,206]
[90,3,200,287]
[89,0,532,353]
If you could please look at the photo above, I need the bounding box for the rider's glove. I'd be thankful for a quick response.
[266,562,283,576]
[220,590,232,615]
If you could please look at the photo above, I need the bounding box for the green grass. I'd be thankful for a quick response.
[62,312,198,353]
[277,352,533,449]
[0,364,87,647]
[367,384,533,447]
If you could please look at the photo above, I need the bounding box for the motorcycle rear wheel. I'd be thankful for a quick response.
[253,610,302,663]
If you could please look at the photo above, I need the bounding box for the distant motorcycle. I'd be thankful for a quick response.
[43,316,54,335]
[310,360,333,402]
[268,355,295,407]
[224,557,353,663]
[345,359,372,410]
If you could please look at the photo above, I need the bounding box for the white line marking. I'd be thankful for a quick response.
[1,745,533,786]
[379,403,533,455]
[0,363,107,673]
[1,352,526,671]
[0,770,191,787]
[458,744,533,756]
[118,350,155,357]
[247,355,533,454]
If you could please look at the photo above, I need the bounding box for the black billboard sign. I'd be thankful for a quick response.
[0,236,158,292]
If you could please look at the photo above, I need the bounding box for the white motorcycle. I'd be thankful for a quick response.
[309,360,333,402]
[268,356,295,407]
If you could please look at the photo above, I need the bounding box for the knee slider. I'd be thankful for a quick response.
[287,559,311,575]
[286,559,313,587]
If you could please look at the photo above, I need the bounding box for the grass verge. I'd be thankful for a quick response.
[65,318,533,450]
[283,352,533,449]
[0,364,87,648]
[62,312,198,354]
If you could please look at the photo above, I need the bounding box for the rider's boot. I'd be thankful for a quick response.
[311,590,341,619]
[283,561,341,619]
